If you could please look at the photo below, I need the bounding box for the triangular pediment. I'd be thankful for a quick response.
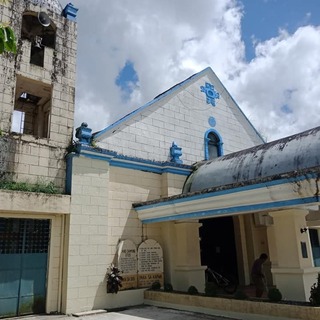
[94,67,264,165]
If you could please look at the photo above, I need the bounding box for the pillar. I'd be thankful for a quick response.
[268,209,320,301]
[172,221,206,292]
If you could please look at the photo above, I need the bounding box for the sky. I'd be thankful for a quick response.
[59,0,320,142]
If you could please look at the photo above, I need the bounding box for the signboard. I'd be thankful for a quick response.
[137,239,164,288]
[117,239,138,289]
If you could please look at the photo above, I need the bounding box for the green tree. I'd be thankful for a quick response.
[0,0,17,54]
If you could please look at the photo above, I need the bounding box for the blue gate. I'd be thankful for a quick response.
[0,218,50,318]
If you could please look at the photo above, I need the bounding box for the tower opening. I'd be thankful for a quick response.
[11,76,52,138]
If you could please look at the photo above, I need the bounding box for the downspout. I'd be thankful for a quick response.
[57,214,65,312]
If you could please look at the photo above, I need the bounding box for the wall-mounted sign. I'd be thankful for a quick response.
[117,239,138,289]
[137,239,164,288]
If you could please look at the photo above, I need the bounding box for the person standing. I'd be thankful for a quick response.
[251,253,268,297]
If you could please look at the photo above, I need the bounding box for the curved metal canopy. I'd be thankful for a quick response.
[183,126,320,193]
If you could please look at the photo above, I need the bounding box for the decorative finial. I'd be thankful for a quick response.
[75,122,92,145]
[170,141,183,164]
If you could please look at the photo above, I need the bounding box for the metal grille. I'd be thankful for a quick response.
[0,218,50,254]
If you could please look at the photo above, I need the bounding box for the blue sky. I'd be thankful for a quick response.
[60,0,320,141]
[241,0,320,60]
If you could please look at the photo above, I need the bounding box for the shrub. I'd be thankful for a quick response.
[150,281,161,291]
[234,289,248,300]
[268,287,282,302]
[187,285,198,295]
[205,282,217,297]
[164,283,173,292]
[106,265,123,294]
[0,180,58,194]
[310,273,320,306]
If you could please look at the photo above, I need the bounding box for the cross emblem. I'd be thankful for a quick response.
[200,82,220,107]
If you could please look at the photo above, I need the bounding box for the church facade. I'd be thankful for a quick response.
[0,0,320,317]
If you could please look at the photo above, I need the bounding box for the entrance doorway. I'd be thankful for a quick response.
[0,218,50,318]
[200,216,238,280]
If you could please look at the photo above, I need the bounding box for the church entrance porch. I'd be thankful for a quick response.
[200,216,238,282]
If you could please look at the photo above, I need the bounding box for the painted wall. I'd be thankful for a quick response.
[0,211,67,314]
[98,71,264,165]
[64,152,204,313]
[65,155,163,312]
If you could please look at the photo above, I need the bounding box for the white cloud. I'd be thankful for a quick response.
[60,0,320,142]
[60,0,244,130]
[227,25,320,140]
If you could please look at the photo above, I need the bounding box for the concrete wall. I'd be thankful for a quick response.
[0,1,77,315]
[0,1,77,190]
[0,136,67,189]
[98,73,264,165]
[66,156,162,313]
[64,153,194,313]
[268,209,320,301]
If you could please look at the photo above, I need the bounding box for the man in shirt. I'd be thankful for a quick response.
[251,253,268,298]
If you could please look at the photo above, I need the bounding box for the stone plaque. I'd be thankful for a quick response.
[117,239,138,289]
[137,239,164,288]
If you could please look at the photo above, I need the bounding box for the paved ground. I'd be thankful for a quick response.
[16,305,299,320]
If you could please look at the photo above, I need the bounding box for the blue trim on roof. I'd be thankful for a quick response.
[75,143,192,176]
[111,160,163,174]
[94,67,212,140]
[134,172,319,211]
[141,196,319,224]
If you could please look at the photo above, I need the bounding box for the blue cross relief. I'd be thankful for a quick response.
[200,82,220,107]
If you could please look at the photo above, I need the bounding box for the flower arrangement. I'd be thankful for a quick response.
[106,265,123,294]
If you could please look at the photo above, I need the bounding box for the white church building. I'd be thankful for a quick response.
[69,66,320,313]
[0,0,320,317]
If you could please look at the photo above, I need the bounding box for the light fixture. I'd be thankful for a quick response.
[38,11,51,27]
[300,227,308,234]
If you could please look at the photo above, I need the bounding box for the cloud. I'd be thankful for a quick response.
[60,0,244,130]
[227,25,320,141]
[61,0,320,142]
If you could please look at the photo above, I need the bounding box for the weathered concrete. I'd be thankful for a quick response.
[145,291,319,320]
[183,126,320,193]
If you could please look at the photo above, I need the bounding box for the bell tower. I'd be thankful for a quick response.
[0,0,78,191]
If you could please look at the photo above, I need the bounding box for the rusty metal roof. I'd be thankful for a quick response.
[183,126,320,193]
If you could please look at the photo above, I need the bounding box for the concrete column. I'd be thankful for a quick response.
[161,173,186,197]
[233,215,250,285]
[269,209,320,301]
[172,221,206,293]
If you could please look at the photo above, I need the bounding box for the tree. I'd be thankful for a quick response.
[0,0,17,54]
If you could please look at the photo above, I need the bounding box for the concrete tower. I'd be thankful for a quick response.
[0,1,78,317]
[0,0,78,191]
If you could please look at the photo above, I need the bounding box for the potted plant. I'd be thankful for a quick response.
[106,265,123,294]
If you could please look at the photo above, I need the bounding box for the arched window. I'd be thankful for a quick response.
[21,12,57,67]
[204,129,223,160]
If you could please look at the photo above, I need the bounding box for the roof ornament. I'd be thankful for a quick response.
[62,3,79,21]
[200,82,220,107]
[170,141,183,164]
[75,122,92,145]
